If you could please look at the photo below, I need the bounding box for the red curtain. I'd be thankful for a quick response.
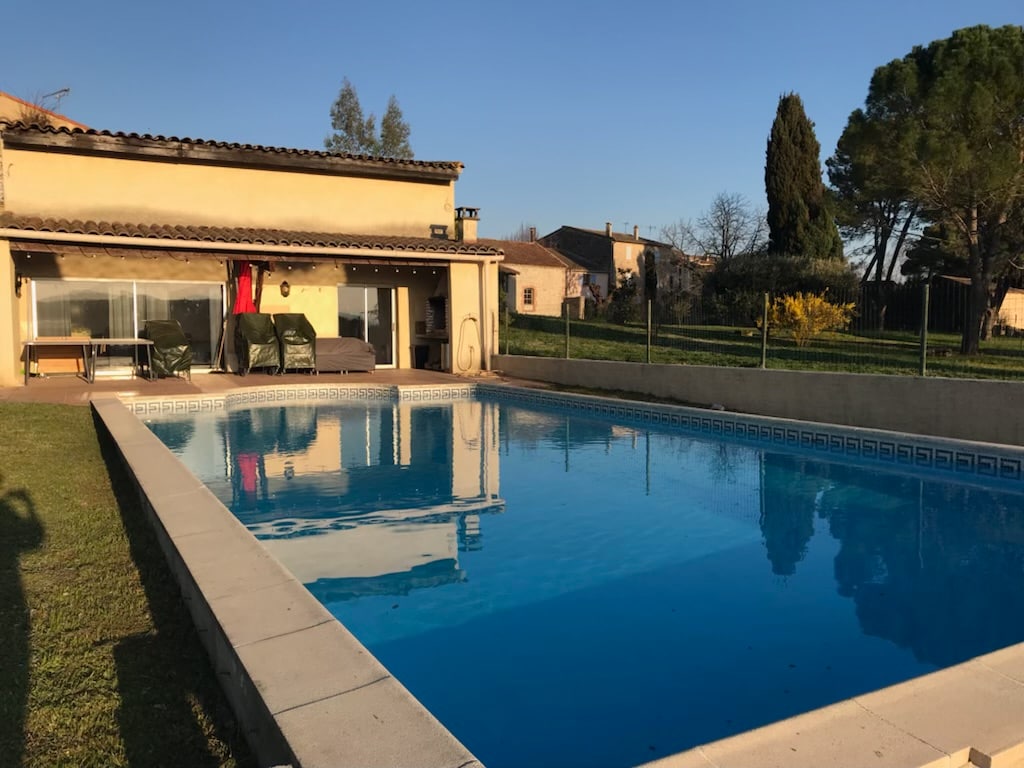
[233,260,257,314]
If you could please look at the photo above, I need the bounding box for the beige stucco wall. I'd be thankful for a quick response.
[1000,289,1024,331]
[612,241,638,277]
[448,263,483,374]
[3,147,455,237]
[448,261,500,374]
[493,355,1024,446]
[508,264,568,316]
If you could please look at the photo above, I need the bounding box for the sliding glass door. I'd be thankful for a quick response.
[136,282,223,365]
[32,279,224,373]
[338,286,395,367]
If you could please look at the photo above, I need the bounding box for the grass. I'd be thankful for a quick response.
[502,315,1024,380]
[0,403,253,768]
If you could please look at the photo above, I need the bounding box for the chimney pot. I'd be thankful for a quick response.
[529,227,536,242]
[633,225,639,239]
[605,221,613,237]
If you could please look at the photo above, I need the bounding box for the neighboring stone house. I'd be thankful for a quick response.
[539,222,704,301]
[0,117,502,385]
[482,231,591,317]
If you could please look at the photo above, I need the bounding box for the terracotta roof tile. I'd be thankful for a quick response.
[0,121,463,178]
[476,238,586,270]
[0,213,503,257]
[564,225,676,247]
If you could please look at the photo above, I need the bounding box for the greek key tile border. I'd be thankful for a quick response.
[398,385,475,402]
[477,384,1024,485]
[123,396,225,416]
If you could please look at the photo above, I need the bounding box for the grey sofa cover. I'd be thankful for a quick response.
[316,337,375,372]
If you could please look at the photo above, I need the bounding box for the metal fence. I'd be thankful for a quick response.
[501,282,1024,381]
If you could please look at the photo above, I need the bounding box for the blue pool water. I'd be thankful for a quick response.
[148,397,1024,768]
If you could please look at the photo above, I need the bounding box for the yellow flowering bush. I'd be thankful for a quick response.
[768,292,855,347]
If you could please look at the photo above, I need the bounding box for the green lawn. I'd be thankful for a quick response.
[0,403,253,768]
[501,315,1024,380]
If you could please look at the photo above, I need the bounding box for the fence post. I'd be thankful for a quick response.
[760,292,769,369]
[919,281,930,377]
[564,301,570,359]
[646,299,652,364]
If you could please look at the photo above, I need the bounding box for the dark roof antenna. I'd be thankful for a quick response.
[42,88,70,111]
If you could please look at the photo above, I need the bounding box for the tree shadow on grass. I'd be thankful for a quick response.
[93,415,254,767]
[0,475,44,765]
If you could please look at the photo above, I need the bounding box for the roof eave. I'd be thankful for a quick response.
[2,228,503,262]
[1,126,463,184]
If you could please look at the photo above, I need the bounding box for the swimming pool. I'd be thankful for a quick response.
[145,389,1024,768]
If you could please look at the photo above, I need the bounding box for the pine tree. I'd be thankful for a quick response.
[765,93,843,260]
[853,25,1024,354]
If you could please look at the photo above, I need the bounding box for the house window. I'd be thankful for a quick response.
[522,287,535,309]
[32,278,224,368]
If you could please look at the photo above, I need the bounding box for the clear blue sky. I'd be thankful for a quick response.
[5,0,1021,240]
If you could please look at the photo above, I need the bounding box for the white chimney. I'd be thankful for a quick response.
[605,221,613,237]
[633,225,639,239]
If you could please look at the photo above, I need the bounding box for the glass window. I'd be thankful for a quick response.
[338,285,396,366]
[32,279,224,370]
[137,282,223,365]
[35,280,134,338]
[523,287,535,308]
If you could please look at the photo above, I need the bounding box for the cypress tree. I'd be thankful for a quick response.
[765,93,843,260]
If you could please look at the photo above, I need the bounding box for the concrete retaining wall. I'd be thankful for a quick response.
[493,355,1024,446]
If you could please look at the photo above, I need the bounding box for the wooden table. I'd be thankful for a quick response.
[22,338,155,385]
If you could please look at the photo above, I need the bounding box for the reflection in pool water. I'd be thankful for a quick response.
[148,398,1024,768]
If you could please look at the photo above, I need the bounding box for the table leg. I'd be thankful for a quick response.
[24,345,30,386]
[86,343,96,384]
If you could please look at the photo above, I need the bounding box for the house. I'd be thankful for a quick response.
[481,228,594,317]
[0,91,89,130]
[538,222,704,301]
[0,118,503,386]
